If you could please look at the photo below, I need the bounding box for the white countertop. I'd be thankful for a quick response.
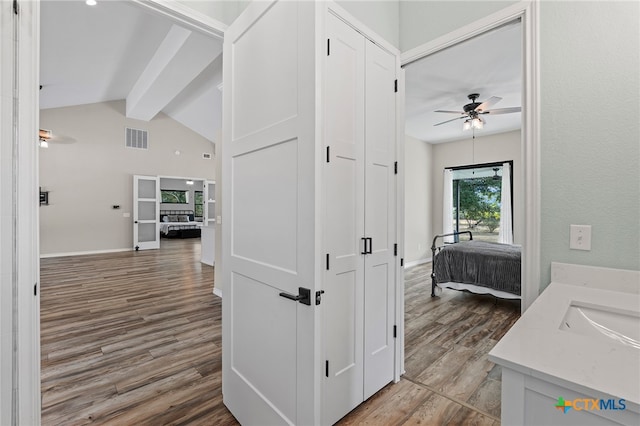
[488,263,640,406]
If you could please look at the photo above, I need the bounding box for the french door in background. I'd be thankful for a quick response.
[133,175,160,250]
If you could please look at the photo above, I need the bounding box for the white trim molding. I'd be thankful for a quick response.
[1,0,42,424]
[39,248,133,259]
[130,0,227,39]
[400,0,540,313]
[404,257,432,269]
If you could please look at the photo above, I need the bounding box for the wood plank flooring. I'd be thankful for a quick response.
[339,263,521,425]
[40,242,520,425]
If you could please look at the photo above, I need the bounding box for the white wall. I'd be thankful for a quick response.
[39,100,216,256]
[538,0,640,286]
[180,0,401,48]
[399,0,519,51]
[404,135,432,264]
[400,0,640,290]
[430,130,522,244]
[176,0,248,26]
[337,0,400,48]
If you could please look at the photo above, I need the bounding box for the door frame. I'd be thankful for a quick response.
[1,1,41,423]
[400,0,540,312]
[157,175,209,224]
[3,1,226,422]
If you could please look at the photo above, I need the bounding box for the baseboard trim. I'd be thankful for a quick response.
[404,257,432,269]
[213,287,222,298]
[40,248,133,258]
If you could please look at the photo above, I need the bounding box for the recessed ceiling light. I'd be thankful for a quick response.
[86,0,97,6]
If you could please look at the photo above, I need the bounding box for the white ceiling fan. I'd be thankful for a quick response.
[434,93,521,130]
[39,129,77,147]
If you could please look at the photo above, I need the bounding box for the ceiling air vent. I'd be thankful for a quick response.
[125,127,148,149]
[203,153,212,159]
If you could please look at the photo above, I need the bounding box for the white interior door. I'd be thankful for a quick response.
[323,12,366,425]
[323,12,397,422]
[363,40,397,399]
[221,1,317,424]
[133,175,160,250]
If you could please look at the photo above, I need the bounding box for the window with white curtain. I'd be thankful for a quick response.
[444,161,513,244]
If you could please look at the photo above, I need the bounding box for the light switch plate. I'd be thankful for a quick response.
[570,225,591,250]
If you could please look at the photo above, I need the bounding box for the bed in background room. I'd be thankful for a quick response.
[160,210,202,238]
[431,231,521,299]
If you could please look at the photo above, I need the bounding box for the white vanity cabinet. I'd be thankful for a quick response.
[489,263,640,425]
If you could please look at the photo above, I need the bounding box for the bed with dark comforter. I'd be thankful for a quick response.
[431,232,521,298]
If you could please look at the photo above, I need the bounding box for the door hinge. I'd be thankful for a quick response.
[400,258,404,267]
[326,146,330,163]
[394,161,398,175]
[327,39,330,56]
[13,0,18,14]
[393,325,397,338]
[394,79,398,93]
[326,253,330,270]
[325,360,329,377]
[34,283,37,296]
[394,243,398,256]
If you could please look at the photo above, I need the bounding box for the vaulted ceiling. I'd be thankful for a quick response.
[40,1,521,146]
[40,0,223,143]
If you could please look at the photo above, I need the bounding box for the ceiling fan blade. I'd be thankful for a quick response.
[482,106,522,115]
[50,134,77,144]
[433,116,466,127]
[475,96,502,112]
[434,110,466,115]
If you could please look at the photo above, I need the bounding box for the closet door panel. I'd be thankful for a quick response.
[363,40,396,400]
[323,12,366,426]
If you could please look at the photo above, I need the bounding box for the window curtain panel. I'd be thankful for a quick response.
[443,169,454,243]
[498,162,513,244]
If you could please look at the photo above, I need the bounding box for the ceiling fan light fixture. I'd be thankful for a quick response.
[462,120,472,131]
[39,140,49,148]
[86,0,97,6]
[472,117,483,129]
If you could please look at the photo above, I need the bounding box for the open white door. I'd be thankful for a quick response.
[221,1,317,425]
[133,175,160,250]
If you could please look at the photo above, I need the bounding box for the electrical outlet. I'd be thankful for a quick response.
[570,225,591,251]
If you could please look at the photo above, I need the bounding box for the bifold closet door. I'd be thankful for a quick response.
[323,12,397,424]
[363,39,397,400]
[323,12,366,425]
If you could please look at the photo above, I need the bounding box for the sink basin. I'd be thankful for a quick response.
[560,302,640,349]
